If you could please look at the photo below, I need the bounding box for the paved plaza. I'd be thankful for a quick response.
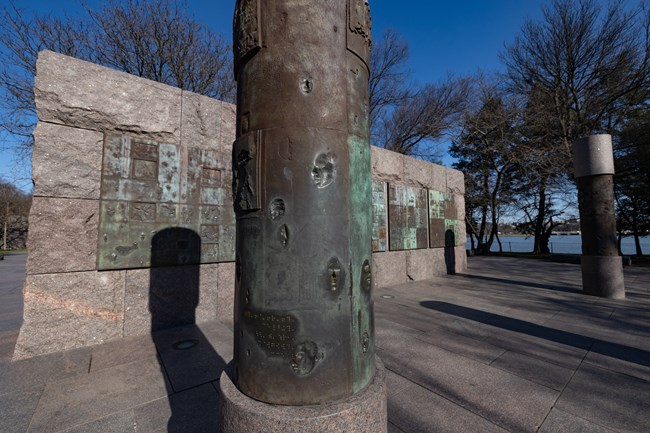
[1,255,649,432]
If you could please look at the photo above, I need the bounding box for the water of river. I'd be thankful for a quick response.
[466,235,650,255]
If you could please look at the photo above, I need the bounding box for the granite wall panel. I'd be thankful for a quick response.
[17,50,466,359]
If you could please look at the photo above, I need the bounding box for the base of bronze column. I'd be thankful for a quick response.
[581,255,625,299]
[218,356,387,433]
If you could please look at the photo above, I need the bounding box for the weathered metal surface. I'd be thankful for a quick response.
[388,184,428,250]
[573,134,625,298]
[232,0,375,405]
[97,134,235,269]
[428,189,459,248]
[372,180,388,252]
[445,219,460,247]
[577,176,618,256]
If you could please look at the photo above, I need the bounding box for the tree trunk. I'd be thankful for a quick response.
[533,181,547,254]
[2,201,7,251]
[632,210,643,256]
[539,229,551,254]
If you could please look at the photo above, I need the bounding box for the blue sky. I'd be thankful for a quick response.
[0,0,551,190]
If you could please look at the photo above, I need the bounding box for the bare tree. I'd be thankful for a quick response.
[0,178,31,250]
[510,87,575,254]
[369,29,412,140]
[502,0,650,154]
[377,76,470,160]
[451,78,520,254]
[368,30,469,160]
[85,0,234,99]
[615,105,650,255]
[0,0,235,160]
[0,3,88,153]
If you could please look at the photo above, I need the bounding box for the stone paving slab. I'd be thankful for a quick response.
[0,256,649,432]
[555,362,650,432]
[27,357,169,433]
[378,336,560,432]
[537,408,616,433]
[153,324,228,393]
[0,347,91,395]
[88,333,158,373]
[489,350,576,391]
[388,378,509,433]
[0,388,43,433]
[58,412,136,433]
[132,383,219,433]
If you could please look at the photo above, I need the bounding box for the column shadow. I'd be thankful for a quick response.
[420,301,650,368]
[150,227,225,433]
[444,229,456,275]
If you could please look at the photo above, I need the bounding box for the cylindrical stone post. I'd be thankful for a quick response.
[219,2,386,431]
[572,134,625,299]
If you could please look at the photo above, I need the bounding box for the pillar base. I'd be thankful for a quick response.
[580,255,625,299]
[218,356,387,433]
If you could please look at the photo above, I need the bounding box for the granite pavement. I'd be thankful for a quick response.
[1,255,649,432]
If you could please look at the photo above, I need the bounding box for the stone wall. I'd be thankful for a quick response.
[15,51,465,359]
[371,147,467,285]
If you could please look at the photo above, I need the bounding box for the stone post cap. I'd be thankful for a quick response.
[572,134,615,178]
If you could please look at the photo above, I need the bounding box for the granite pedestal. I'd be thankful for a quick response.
[218,357,387,433]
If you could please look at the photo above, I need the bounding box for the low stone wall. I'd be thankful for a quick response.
[15,51,465,359]
[370,146,466,285]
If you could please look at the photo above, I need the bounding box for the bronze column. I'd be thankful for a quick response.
[225,0,382,412]
[572,134,625,299]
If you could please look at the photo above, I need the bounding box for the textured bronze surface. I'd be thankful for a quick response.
[577,176,618,256]
[428,190,459,248]
[232,0,374,405]
[388,184,428,250]
[372,181,388,252]
[97,134,235,270]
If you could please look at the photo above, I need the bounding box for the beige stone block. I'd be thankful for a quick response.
[34,50,181,143]
[454,194,467,246]
[181,91,222,150]
[403,156,434,188]
[123,269,149,337]
[32,122,103,199]
[430,247,448,276]
[371,146,404,183]
[217,262,235,324]
[432,164,447,192]
[372,251,407,288]
[26,197,99,275]
[447,167,465,195]
[123,264,220,337]
[455,245,468,273]
[220,102,236,152]
[13,270,125,359]
[198,263,220,324]
[406,249,435,281]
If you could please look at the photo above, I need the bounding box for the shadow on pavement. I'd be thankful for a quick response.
[456,273,582,294]
[421,301,650,369]
[150,228,225,433]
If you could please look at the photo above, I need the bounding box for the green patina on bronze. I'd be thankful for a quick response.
[428,189,460,248]
[347,134,374,394]
[372,180,388,252]
[232,0,375,405]
[97,133,235,270]
[388,184,429,250]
